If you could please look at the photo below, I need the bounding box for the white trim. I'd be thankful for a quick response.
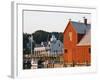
[11,1,97,78]
[11,1,18,78]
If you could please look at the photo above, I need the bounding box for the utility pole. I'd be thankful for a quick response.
[29,34,33,57]
[31,34,33,56]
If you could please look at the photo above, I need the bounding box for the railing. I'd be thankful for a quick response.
[23,50,90,69]
[23,51,64,69]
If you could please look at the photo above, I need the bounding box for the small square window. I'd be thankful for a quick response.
[64,49,67,53]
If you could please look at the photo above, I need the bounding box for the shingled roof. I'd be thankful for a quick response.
[77,30,91,46]
[71,21,91,34]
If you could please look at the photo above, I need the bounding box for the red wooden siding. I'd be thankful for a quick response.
[63,21,91,66]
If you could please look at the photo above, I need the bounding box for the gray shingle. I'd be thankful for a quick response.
[77,30,91,46]
[71,21,91,34]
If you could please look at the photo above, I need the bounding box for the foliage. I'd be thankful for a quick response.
[23,30,63,55]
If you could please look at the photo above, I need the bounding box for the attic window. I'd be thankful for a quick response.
[89,48,91,53]
[67,32,72,41]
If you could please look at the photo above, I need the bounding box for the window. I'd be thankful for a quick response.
[64,49,67,53]
[69,32,72,41]
[89,48,91,53]
[59,44,60,47]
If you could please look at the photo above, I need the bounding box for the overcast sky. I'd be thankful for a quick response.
[23,10,91,34]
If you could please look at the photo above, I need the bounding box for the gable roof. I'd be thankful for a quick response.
[77,30,91,46]
[71,21,91,34]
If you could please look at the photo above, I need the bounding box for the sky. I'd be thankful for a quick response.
[23,10,91,34]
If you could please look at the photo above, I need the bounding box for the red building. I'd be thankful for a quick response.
[63,19,91,66]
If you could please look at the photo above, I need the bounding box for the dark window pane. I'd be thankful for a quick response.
[64,49,67,53]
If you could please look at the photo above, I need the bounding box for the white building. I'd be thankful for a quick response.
[50,35,64,54]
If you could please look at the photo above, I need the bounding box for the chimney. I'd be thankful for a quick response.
[83,17,87,25]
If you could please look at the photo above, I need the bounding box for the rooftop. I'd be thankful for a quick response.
[71,21,91,34]
[77,30,91,46]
